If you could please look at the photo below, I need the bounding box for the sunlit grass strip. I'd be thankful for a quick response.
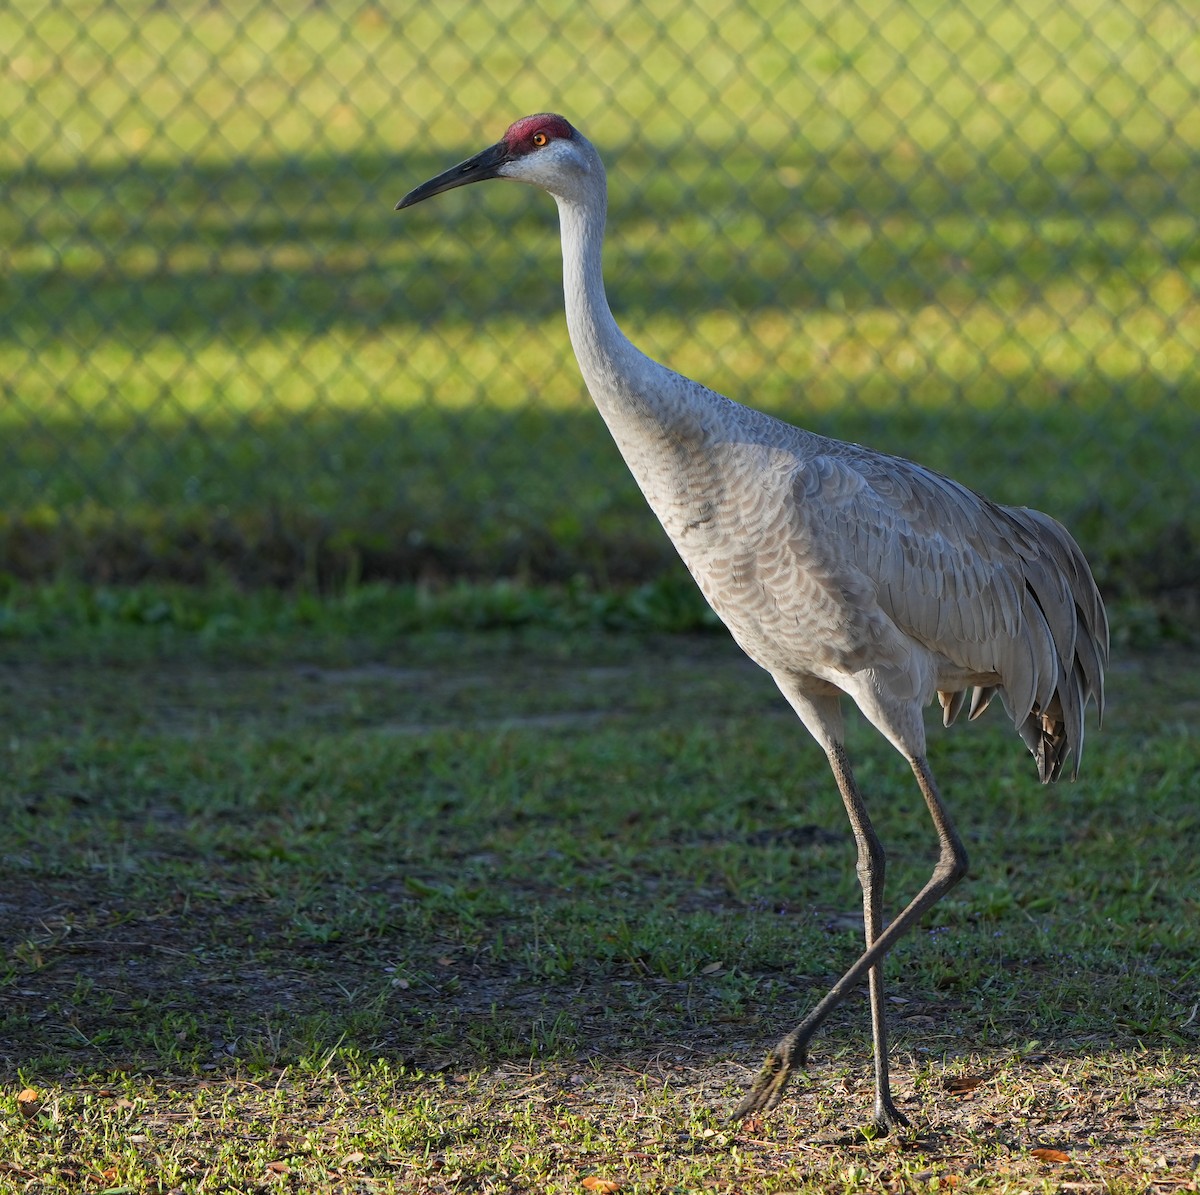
[4,269,1198,423]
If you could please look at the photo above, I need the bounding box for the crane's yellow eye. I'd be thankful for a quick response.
[531,131,548,147]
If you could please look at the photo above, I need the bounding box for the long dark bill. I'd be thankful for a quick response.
[395,141,509,210]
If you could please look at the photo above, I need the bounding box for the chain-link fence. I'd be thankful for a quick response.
[3,0,1198,606]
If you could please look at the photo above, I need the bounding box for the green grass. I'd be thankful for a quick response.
[1,583,1198,1190]
[2,0,1199,604]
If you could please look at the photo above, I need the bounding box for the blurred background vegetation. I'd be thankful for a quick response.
[2,0,1198,626]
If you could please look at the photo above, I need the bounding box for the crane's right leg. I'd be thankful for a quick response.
[827,742,908,1134]
[735,684,900,1128]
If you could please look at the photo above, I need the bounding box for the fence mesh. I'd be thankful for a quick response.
[3,0,1198,605]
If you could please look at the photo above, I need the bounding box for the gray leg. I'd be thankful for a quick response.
[828,743,907,1133]
[732,753,968,1125]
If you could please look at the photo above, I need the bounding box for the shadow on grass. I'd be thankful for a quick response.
[1,398,1197,602]
[0,866,1170,1091]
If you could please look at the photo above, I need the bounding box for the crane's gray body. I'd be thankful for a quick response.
[553,145,1106,781]
[398,114,1109,1131]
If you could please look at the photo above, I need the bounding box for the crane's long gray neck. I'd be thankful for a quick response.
[556,193,645,400]
[553,178,705,463]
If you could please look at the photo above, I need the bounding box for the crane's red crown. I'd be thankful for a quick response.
[503,113,576,155]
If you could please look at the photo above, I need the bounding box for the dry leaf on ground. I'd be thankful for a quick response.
[581,1177,622,1192]
[944,1075,985,1095]
[1031,1148,1072,1164]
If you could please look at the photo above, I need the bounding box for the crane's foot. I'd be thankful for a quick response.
[729,1034,807,1122]
[872,1095,910,1136]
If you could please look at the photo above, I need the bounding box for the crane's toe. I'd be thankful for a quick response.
[729,1036,807,1122]
[872,1096,910,1136]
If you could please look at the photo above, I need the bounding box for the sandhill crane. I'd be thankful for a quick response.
[396,114,1109,1134]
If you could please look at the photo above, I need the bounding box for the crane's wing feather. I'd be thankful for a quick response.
[788,445,1108,779]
